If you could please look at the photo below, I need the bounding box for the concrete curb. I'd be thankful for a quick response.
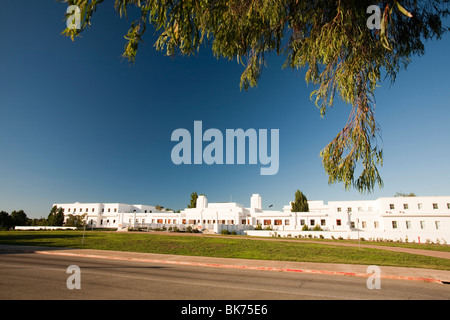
[1,245,449,285]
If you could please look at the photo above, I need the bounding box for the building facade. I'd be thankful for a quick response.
[54,194,450,243]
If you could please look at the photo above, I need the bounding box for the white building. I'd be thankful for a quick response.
[54,202,176,229]
[54,195,450,243]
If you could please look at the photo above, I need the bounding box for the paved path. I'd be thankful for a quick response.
[1,244,449,284]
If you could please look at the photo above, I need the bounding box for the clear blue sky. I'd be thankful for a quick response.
[1,1,449,218]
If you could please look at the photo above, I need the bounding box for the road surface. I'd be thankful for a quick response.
[0,252,448,300]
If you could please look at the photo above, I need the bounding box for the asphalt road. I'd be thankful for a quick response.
[0,252,449,300]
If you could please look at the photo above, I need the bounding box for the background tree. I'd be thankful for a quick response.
[29,217,48,226]
[65,214,86,228]
[291,189,309,212]
[394,192,417,197]
[59,0,449,193]
[0,211,13,230]
[47,206,65,226]
[11,210,28,227]
[188,192,198,208]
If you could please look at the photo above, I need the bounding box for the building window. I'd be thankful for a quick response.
[435,221,441,230]
[274,220,282,226]
[347,207,352,213]
[264,219,271,226]
[92,208,95,212]
[114,208,117,212]
[447,203,450,209]
[108,208,111,212]
[420,221,425,229]
[418,203,423,210]
[433,203,438,209]
[321,219,326,226]
[406,221,411,229]
[389,204,395,210]
[403,203,408,210]
[300,219,305,226]
[361,221,367,228]
[336,219,342,226]
[145,210,147,213]
[102,209,104,212]
[374,221,379,229]
[337,207,341,212]
[68,208,71,212]
[392,221,397,229]
[285,219,290,226]
[310,219,315,226]
[358,207,362,212]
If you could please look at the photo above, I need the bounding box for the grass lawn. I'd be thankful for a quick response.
[0,230,449,271]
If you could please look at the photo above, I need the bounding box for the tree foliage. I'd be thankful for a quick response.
[0,211,13,230]
[47,206,65,226]
[11,210,28,226]
[65,214,86,227]
[59,0,449,192]
[394,191,416,197]
[188,191,198,208]
[291,189,309,212]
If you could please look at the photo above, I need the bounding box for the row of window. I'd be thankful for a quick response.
[392,220,441,230]
[65,208,153,213]
[336,202,450,212]
[337,207,373,212]
[389,203,449,210]
[67,208,118,213]
[93,217,443,231]
[98,218,235,225]
[257,218,444,231]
